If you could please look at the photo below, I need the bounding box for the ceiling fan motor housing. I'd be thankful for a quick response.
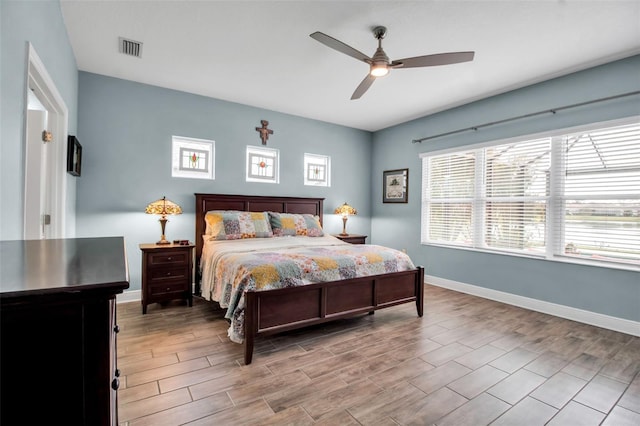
[372,47,389,65]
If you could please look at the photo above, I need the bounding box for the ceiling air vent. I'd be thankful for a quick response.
[119,37,143,58]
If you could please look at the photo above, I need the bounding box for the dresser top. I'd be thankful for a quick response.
[0,237,130,298]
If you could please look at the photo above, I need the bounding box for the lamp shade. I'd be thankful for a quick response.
[145,196,182,245]
[145,196,182,217]
[334,202,357,217]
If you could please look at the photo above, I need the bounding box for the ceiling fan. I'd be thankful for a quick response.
[310,26,474,100]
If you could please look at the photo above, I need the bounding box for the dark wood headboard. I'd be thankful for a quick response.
[194,193,324,266]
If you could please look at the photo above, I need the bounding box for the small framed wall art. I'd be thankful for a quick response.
[383,168,408,203]
[67,135,82,176]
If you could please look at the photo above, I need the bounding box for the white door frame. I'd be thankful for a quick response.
[24,43,68,239]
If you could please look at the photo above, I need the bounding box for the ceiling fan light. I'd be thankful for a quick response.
[370,64,389,77]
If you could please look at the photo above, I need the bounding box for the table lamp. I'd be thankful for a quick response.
[334,202,357,236]
[145,196,182,245]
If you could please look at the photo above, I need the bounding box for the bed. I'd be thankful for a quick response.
[195,193,424,364]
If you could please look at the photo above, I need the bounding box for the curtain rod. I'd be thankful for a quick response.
[411,91,640,144]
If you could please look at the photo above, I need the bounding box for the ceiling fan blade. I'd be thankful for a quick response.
[391,51,475,69]
[351,75,376,100]
[310,31,371,63]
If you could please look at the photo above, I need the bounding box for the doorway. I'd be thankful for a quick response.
[23,43,69,239]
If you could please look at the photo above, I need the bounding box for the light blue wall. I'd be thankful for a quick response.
[3,0,637,324]
[0,0,78,240]
[76,72,372,291]
[372,55,640,322]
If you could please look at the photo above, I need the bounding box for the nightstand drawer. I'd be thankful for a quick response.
[148,250,189,266]
[148,266,188,283]
[148,281,187,296]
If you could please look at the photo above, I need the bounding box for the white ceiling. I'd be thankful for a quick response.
[60,1,640,132]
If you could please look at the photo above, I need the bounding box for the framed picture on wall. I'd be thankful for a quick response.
[383,168,408,203]
[67,135,82,176]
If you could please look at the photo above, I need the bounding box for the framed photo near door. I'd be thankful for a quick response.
[67,135,82,176]
[383,168,408,203]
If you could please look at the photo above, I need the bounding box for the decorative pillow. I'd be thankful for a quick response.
[268,212,324,237]
[205,211,273,240]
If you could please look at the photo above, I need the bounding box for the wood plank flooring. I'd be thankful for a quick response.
[116,285,640,425]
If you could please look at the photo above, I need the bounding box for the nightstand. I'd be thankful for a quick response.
[139,243,194,314]
[332,234,367,244]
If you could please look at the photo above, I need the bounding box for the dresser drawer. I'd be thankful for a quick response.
[148,266,188,283]
[148,281,187,296]
[148,250,189,266]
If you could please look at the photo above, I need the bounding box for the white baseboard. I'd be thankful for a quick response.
[426,274,640,337]
[117,289,141,304]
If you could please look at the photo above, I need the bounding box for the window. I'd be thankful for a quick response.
[421,120,640,268]
[171,136,214,180]
[246,145,279,183]
[304,153,331,187]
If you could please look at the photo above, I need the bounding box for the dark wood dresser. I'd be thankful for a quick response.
[0,237,130,426]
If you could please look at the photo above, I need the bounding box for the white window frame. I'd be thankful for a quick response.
[171,136,215,180]
[420,116,640,271]
[246,145,279,184]
[304,153,331,187]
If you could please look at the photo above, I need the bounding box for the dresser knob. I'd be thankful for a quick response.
[111,378,120,390]
[115,369,120,377]
[166,287,171,292]
[167,257,172,261]
[166,272,171,276]
[113,325,120,333]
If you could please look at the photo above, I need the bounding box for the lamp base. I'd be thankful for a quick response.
[156,218,171,245]
[339,233,349,236]
[341,216,349,236]
[156,234,171,245]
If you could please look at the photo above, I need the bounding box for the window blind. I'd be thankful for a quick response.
[422,152,475,246]
[421,119,640,268]
[484,138,550,254]
[558,122,640,264]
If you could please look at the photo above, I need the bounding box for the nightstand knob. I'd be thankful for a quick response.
[113,325,120,333]
[111,378,120,390]
[166,272,171,276]
[115,369,120,377]
[167,257,172,261]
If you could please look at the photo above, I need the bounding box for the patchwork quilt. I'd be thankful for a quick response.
[199,236,416,343]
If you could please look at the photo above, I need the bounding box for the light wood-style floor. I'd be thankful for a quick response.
[117,285,640,426]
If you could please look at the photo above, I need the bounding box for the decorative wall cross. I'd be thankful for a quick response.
[255,120,273,145]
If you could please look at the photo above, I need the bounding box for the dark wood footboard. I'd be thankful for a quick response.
[243,266,424,365]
